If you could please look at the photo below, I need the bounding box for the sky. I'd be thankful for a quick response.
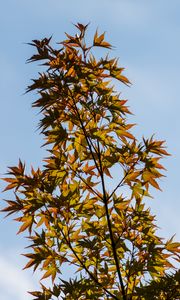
[0,1,180,299]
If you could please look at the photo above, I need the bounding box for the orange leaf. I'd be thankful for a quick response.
[149,178,161,190]
[104,167,113,178]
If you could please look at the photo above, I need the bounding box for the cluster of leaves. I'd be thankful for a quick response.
[136,269,180,299]
[1,24,180,299]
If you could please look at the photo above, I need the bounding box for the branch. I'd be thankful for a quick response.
[43,206,118,298]
[68,87,127,298]
[59,224,119,300]
[68,88,101,174]
[67,163,103,200]
[97,141,127,300]
[107,159,139,202]
[125,242,136,296]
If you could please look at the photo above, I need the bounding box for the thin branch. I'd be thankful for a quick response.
[67,163,103,200]
[97,141,127,300]
[68,87,127,299]
[68,88,101,173]
[126,242,136,296]
[44,200,118,298]
[59,224,119,300]
[107,159,139,202]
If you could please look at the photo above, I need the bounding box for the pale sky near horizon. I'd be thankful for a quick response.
[0,1,180,299]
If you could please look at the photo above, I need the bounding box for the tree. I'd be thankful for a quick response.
[1,23,180,300]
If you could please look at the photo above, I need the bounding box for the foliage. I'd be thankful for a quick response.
[136,269,180,299]
[1,23,180,300]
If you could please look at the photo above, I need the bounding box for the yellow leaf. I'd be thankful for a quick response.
[126,171,140,182]
[116,130,134,140]
[41,269,54,281]
[166,242,180,252]
[142,171,152,182]
[17,217,33,234]
[116,74,131,84]
[66,66,75,77]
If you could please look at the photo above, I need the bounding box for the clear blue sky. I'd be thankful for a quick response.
[0,1,180,299]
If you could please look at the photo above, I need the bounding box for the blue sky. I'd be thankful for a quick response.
[0,1,180,299]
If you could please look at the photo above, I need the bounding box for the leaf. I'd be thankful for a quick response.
[66,66,76,77]
[115,200,130,210]
[103,167,113,178]
[3,182,17,191]
[41,268,56,281]
[166,242,180,253]
[149,178,161,191]
[116,130,134,140]
[83,162,96,175]
[17,216,34,234]
[126,171,140,182]
[23,258,36,270]
[116,74,131,85]
[93,30,112,49]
